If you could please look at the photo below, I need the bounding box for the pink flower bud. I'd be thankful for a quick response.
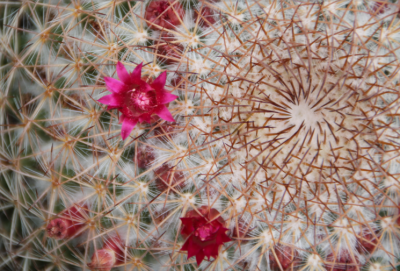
[145,0,185,30]
[88,236,125,271]
[231,219,250,239]
[46,204,87,240]
[154,164,184,192]
[156,32,183,65]
[136,146,155,168]
[170,74,186,88]
[358,227,378,254]
[46,218,72,240]
[372,2,389,14]
[269,245,298,270]
[154,122,179,137]
[88,249,116,271]
[327,252,359,271]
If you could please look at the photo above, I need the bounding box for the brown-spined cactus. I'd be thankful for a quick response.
[1,1,400,271]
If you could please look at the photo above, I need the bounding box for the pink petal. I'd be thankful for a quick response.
[140,81,154,92]
[121,118,138,140]
[180,218,195,234]
[131,63,143,84]
[159,92,178,104]
[181,239,190,252]
[98,94,124,106]
[119,114,125,124]
[104,77,130,93]
[151,71,167,90]
[217,228,231,243]
[116,62,131,84]
[195,250,206,265]
[185,238,202,258]
[138,114,152,123]
[155,105,175,122]
[203,243,219,258]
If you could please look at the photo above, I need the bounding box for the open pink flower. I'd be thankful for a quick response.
[98,62,178,140]
[180,207,231,265]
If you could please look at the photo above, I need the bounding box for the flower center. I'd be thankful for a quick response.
[127,90,157,115]
[194,223,219,241]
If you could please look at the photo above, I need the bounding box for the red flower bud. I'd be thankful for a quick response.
[154,208,170,225]
[180,206,231,265]
[326,252,359,271]
[358,227,378,254]
[88,236,125,271]
[135,146,155,168]
[155,32,183,65]
[145,0,185,30]
[103,236,125,265]
[154,122,179,137]
[195,6,217,28]
[231,219,251,239]
[269,245,298,270]
[46,204,87,239]
[88,249,116,271]
[154,164,184,192]
[372,2,389,14]
[170,74,186,88]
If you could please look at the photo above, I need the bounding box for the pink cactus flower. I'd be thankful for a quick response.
[98,62,178,140]
[180,207,231,265]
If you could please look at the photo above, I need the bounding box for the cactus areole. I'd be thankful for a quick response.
[98,62,178,139]
[180,207,231,265]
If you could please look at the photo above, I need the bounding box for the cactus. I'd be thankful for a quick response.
[1,0,400,270]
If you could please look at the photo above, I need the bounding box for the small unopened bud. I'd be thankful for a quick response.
[269,245,298,270]
[326,252,359,271]
[88,249,116,271]
[154,122,179,137]
[154,164,184,192]
[231,219,251,239]
[88,236,125,270]
[135,146,155,168]
[46,218,71,239]
[372,2,389,14]
[358,227,378,254]
[46,204,87,239]
[145,0,185,30]
[155,33,182,65]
